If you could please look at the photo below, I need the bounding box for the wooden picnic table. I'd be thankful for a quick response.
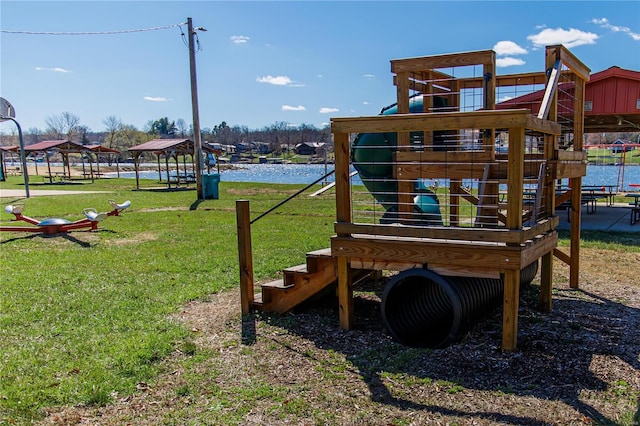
[625,193,640,225]
[581,185,618,208]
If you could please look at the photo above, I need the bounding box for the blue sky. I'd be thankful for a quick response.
[1,1,639,135]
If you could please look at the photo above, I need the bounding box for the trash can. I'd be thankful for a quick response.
[202,173,220,199]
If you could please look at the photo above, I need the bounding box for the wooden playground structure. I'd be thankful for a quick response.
[238,45,590,351]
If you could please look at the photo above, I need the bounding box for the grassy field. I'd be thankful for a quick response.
[587,147,640,165]
[1,174,639,425]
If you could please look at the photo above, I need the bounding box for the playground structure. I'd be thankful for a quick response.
[1,199,130,234]
[238,45,590,351]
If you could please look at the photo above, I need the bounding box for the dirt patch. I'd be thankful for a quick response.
[107,231,159,246]
[136,207,191,213]
[39,248,640,425]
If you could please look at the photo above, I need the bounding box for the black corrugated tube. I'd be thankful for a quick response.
[380,261,538,348]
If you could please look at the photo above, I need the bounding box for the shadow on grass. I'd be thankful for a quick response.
[189,199,204,211]
[250,277,639,425]
[0,229,115,247]
[133,187,195,193]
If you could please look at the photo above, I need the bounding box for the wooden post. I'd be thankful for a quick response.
[134,153,141,190]
[337,256,353,329]
[540,252,553,312]
[395,71,414,222]
[503,126,525,351]
[502,268,521,351]
[541,133,555,312]
[236,200,254,314]
[333,129,354,329]
[569,77,586,289]
[333,132,351,227]
[187,17,205,200]
[506,127,525,230]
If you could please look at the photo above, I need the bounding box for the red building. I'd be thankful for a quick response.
[584,66,640,132]
[498,66,640,133]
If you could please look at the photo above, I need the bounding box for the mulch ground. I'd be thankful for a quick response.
[41,247,640,425]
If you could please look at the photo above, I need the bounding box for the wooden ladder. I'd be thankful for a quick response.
[251,248,338,313]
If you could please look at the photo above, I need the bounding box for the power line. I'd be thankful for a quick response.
[0,22,187,36]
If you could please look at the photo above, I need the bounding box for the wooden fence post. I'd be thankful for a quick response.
[236,200,254,314]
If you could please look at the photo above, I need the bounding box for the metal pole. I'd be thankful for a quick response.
[6,117,30,198]
[187,17,204,199]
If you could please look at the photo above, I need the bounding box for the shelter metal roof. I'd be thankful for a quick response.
[85,144,121,154]
[128,138,220,156]
[127,138,192,153]
[24,140,88,153]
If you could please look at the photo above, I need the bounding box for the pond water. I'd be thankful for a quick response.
[111,163,640,191]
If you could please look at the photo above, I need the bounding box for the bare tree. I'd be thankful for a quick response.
[103,115,123,149]
[45,112,81,141]
[26,127,43,145]
[176,118,188,137]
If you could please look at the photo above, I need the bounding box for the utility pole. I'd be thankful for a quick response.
[187,17,205,199]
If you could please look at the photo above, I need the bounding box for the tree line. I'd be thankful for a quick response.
[0,111,333,156]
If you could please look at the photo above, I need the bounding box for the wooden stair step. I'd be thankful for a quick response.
[305,248,335,272]
[283,263,309,274]
[252,292,264,305]
[306,248,333,257]
[260,278,293,289]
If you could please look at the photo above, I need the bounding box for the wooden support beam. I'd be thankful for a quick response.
[236,200,254,314]
[502,268,521,351]
[334,132,351,229]
[506,127,525,230]
[391,50,496,73]
[569,176,582,289]
[331,109,561,135]
[540,251,553,312]
[337,256,353,329]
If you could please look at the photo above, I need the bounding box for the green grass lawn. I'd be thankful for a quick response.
[1,175,639,424]
[0,176,336,422]
[587,147,640,165]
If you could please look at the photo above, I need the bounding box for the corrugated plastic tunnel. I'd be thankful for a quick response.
[381,261,539,348]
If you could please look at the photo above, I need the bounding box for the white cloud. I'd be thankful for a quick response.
[256,75,304,87]
[230,35,250,44]
[144,96,169,102]
[363,74,374,79]
[282,105,306,111]
[496,57,526,67]
[591,17,640,41]
[493,41,527,56]
[319,107,339,114]
[35,67,70,73]
[527,27,598,48]
[498,95,514,103]
[363,101,371,105]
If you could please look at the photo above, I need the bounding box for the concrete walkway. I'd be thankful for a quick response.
[0,188,110,198]
[557,203,640,233]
